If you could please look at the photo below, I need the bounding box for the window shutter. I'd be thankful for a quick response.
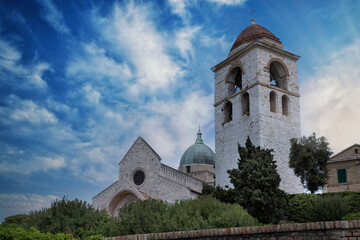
[337,169,347,183]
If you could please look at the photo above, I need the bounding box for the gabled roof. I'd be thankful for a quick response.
[328,143,360,163]
[119,136,161,165]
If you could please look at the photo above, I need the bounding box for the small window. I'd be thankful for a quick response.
[282,95,289,116]
[223,101,232,123]
[270,91,277,113]
[337,169,347,184]
[355,149,358,154]
[186,166,190,174]
[241,92,250,115]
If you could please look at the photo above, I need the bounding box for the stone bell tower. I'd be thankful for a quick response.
[212,18,303,193]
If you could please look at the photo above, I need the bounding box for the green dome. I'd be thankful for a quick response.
[179,130,215,166]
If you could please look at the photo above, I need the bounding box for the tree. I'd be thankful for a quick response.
[227,137,285,224]
[289,133,332,193]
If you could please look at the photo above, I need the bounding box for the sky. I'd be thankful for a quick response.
[0,0,359,222]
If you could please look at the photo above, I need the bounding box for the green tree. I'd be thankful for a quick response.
[227,137,284,224]
[289,133,332,193]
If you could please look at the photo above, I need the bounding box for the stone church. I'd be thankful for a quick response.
[92,18,303,215]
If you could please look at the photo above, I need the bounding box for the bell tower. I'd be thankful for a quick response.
[212,18,303,193]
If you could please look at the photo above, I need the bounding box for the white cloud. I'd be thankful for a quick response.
[301,41,360,154]
[66,42,132,82]
[168,0,190,20]
[83,84,101,104]
[0,38,50,89]
[95,2,183,92]
[0,156,66,175]
[175,26,201,60]
[141,90,214,166]
[4,95,57,125]
[0,193,59,221]
[207,0,247,5]
[36,0,70,35]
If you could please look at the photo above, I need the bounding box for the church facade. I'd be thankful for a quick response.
[92,18,304,215]
[92,132,215,216]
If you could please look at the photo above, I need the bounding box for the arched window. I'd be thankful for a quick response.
[228,67,242,95]
[282,95,289,116]
[223,101,232,123]
[270,91,277,113]
[269,61,288,90]
[241,92,250,115]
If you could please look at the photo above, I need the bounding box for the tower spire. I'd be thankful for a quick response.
[250,8,256,24]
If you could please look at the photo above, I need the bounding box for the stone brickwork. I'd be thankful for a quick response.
[212,27,303,193]
[105,220,360,240]
[92,137,203,216]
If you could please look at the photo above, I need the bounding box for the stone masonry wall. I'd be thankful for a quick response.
[214,41,303,193]
[106,220,360,240]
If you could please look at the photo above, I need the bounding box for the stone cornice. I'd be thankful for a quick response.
[211,41,300,73]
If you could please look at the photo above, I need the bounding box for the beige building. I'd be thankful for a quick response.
[326,144,360,192]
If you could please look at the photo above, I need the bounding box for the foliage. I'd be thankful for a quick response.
[312,195,349,221]
[289,133,332,193]
[117,196,258,235]
[324,191,360,213]
[4,197,119,239]
[227,137,284,224]
[343,212,360,220]
[286,194,319,223]
[0,224,74,240]
[201,184,236,204]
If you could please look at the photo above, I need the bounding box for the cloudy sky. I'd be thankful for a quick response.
[0,0,359,221]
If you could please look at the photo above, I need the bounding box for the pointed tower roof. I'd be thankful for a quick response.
[230,18,281,53]
[179,130,215,166]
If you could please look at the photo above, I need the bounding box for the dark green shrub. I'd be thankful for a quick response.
[325,191,360,213]
[117,196,258,235]
[313,195,349,221]
[343,212,360,220]
[286,194,319,223]
[202,184,236,204]
[3,197,120,239]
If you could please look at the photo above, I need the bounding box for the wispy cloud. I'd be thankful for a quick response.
[0,193,59,221]
[36,0,70,35]
[0,38,50,89]
[94,2,183,94]
[301,41,360,153]
[175,26,201,60]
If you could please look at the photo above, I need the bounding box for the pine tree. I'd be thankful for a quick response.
[227,137,284,223]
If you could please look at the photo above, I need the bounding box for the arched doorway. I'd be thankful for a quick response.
[106,190,141,216]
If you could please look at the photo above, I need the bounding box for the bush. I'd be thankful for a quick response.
[0,224,74,240]
[3,197,120,239]
[201,184,236,204]
[343,212,360,220]
[286,194,319,223]
[312,195,349,221]
[117,196,258,235]
[324,191,360,213]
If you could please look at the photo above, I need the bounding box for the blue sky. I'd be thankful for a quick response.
[0,0,359,221]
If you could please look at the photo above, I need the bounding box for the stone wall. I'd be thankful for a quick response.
[105,220,360,240]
